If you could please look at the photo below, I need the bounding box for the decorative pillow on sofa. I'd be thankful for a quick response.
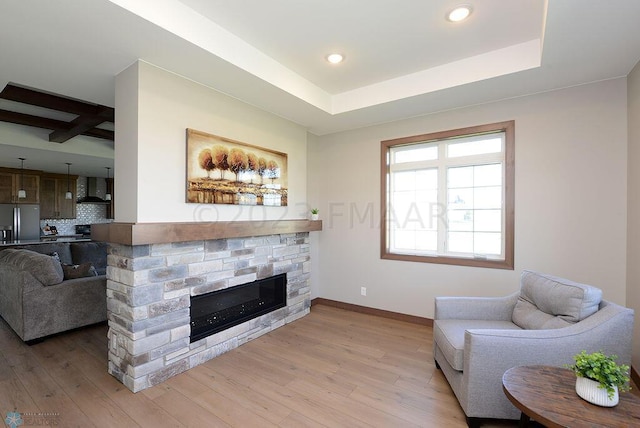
[512,270,602,329]
[0,248,64,286]
[61,262,97,280]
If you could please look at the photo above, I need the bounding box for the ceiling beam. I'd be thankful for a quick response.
[0,83,115,143]
[0,84,115,121]
[0,109,114,141]
[49,105,113,142]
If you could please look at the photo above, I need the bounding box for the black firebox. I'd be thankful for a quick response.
[190,273,287,343]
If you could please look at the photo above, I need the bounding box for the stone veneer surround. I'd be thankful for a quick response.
[106,232,311,392]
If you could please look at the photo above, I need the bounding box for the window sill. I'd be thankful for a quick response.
[381,251,514,270]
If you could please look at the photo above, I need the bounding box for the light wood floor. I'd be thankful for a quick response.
[0,305,521,427]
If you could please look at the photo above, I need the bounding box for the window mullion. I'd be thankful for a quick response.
[437,142,448,254]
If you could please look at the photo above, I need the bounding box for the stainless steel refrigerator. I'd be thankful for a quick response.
[0,204,41,241]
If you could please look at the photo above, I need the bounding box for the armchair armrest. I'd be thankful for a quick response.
[435,291,519,321]
[460,301,634,417]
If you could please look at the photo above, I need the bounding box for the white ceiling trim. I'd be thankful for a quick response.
[332,39,543,114]
[107,0,545,116]
[107,0,333,112]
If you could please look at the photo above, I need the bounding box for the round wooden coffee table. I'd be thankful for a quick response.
[502,365,640,427]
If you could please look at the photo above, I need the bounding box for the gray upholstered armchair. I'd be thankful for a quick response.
[433,270,634,427]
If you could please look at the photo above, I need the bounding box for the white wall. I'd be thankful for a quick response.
[309,79,628,318]
[114,61,139,223]
[115,61,308,223]
[627,61,640,370]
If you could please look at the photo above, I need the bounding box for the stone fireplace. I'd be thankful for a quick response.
[93,220,320,393]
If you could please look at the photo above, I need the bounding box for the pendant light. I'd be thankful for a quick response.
[65,163,73,200]
[17,158,27,199]
[105,167,112,201]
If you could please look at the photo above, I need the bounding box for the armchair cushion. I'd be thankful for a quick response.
[512,270,602,329]
[434,319,521,370]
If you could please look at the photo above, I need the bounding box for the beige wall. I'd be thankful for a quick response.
[307,132,322,299]
[628,61,640,369]
[114,61,309,223]
[309,78,628,318]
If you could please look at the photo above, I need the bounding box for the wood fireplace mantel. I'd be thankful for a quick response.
[92,220,322,246]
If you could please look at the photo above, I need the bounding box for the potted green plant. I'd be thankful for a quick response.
[567,350,630,407]
[310,208,319,220]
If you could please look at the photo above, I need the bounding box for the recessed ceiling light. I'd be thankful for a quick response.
[447,5,472,22]
[326,53,345,64]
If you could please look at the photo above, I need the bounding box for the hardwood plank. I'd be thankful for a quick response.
[164,371,276,427]
[107,387,185,428]
[185,364,292,424]
[149,387,231,427]
[0,378,39,414]
[277,410,328,428]
[249,378,373,428]
[28,338,137,428]
[348,385,462,427]
[235,342,357,397]
[0,346,94,426]
[201,347,296,388]
[287,377,422,427]
[242,335,341,376]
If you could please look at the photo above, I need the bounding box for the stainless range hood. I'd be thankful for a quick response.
[77,177,110,204]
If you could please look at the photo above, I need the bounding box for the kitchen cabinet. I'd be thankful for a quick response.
[0,171,40,204]
[40,174,77,219]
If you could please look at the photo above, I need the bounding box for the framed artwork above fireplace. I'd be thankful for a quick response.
[186,128,288,206]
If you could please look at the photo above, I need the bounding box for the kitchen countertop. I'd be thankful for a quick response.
[40,234,84,241]
[0,237,92,247]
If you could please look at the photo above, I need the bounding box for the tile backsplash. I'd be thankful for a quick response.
[40,176,113,235]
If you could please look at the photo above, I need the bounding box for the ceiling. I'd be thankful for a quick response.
[1,0,640,177]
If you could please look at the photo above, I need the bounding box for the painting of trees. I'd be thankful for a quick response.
[212,145,229,179]
[198,149,214,178]
[267,160,279,183]
[257,157,267,184]
[246,152,258,183]
[187,128,288,206]
[228,147,248,182]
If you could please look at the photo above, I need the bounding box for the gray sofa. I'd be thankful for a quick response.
[433,270,634,427]
[0,241,107,342]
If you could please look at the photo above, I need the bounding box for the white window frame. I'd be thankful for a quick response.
[380,121,515,270]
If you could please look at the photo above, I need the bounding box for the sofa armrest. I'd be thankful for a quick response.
[435,291,519,321]
[21,275,107,341]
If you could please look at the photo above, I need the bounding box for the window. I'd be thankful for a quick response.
[381,121,514,269]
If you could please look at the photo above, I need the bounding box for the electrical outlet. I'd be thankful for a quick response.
[361,287,367,296]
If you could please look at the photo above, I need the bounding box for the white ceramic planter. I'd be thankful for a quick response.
[575,376,619,407]
[311,213,319,221]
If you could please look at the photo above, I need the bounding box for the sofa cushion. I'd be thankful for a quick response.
[434,319,522,371]
[13,242,73,265]
[70,242,107,275]
[512,270,602,329]
[62,262,97,279]
[0,249,63,286]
